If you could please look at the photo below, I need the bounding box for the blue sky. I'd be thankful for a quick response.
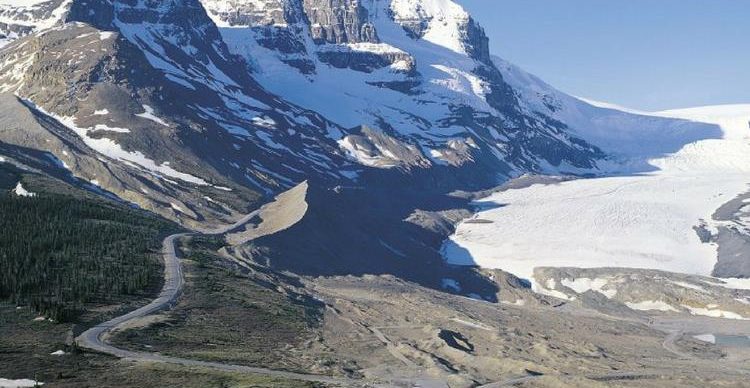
[458,0,750,111]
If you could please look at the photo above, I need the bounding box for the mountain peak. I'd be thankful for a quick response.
[389,0,490,62]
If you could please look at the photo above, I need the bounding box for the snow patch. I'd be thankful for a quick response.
[693,334,716,344]
[135,105,169,127]
[561,277,616,298]
[170,203,185,213]
[708,278,750,290]
[534,278,573,301]
[669,280,707,293]
[251,116,276,129]
[12,182,36,197]
[682,305,748,320]
[26,100,209,186]
[93,124,130,133]
[390,0,471,55]
[337,137,396,168]
[450,317,493,330]
[0,378,43,387]
[625,300,678,312]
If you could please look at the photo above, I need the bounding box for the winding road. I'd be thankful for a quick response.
[75,210,355,385]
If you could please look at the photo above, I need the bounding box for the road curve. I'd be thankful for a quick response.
[661,330,694,360]
[75,211,354,385]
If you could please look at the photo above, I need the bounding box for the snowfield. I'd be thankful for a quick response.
[0,378,43,388]
[443,104,750,284]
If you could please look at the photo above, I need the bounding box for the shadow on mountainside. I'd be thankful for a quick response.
[572,105,726,175]
[238,167,509,302]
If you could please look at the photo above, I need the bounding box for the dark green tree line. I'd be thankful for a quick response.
[0,192,176,322]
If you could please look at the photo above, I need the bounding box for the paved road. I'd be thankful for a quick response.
[75,211,355,385]
[76,233,188,355]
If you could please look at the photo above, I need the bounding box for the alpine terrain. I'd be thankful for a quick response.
[1,0,749,387]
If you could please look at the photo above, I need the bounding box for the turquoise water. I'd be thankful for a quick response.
[715,335,750,347]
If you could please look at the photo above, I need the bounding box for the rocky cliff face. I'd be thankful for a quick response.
[303,0,379,44]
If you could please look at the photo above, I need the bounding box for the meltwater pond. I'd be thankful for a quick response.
[694,334,750,347]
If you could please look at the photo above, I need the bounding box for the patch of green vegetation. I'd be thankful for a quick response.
[111,236,344,375]
[0,304,325,387]
[0,168,179,321]
[0,163,20,190]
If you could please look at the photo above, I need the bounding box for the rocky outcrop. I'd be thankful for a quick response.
[712,192,750,278]
[535,267,750,319]
[207,0,288,26]
[337,125,431,169]
[316,43,416,73]
[302,0,378,44]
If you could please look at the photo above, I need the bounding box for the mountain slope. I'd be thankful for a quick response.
[0,0,738,296]
[0,0,69,47]
[0,0,362,228]
[0,0,728,222]
[200,0,606,179]
[492,57,725,172]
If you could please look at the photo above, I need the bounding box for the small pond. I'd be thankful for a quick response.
[694,334,750,347]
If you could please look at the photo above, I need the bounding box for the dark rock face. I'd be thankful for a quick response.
[713,227,750,278]
[391,12,429,40]
[317,46,415,73]
[0,22,34,39]
[66,0,115,30]
[0,0,66,22]
[712,193,750,278]
[302,0,378,44]
[464,17,490,64]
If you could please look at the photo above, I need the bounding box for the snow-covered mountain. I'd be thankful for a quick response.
[199,0,607,176]
[0,0,727,230]
[492,57,727,172]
